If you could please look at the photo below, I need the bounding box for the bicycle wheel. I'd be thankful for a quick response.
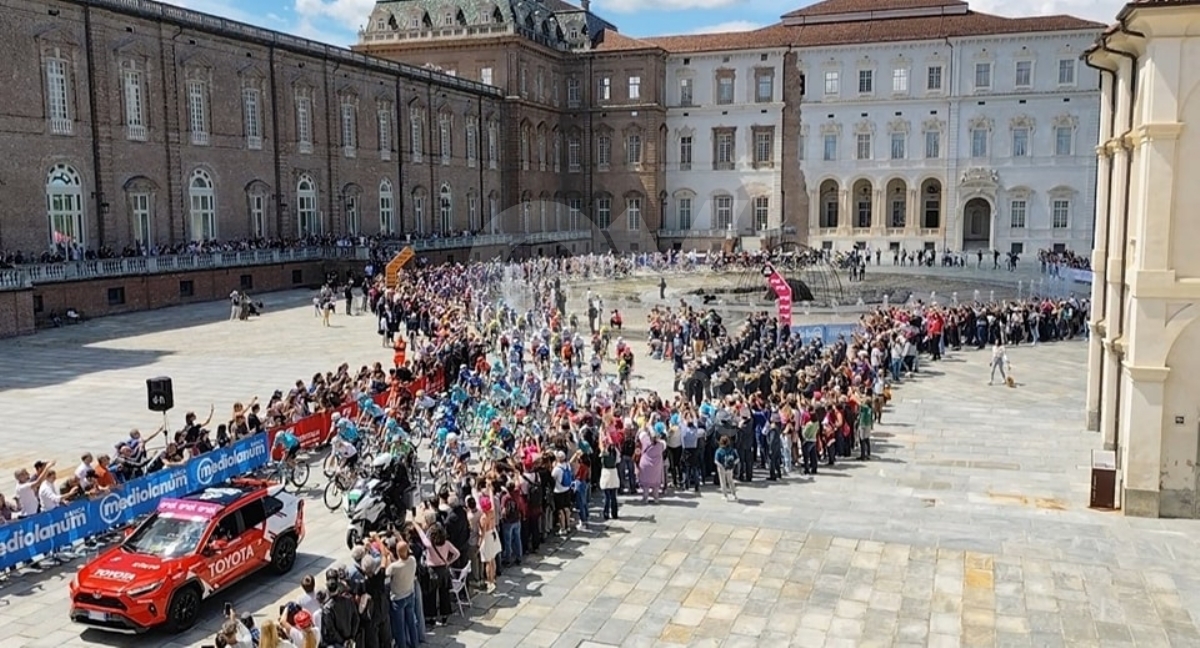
[290,460,310,489]
[322,453,339,478]
[323,479,344,511]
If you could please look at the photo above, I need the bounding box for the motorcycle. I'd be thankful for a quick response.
[344,473,406,548]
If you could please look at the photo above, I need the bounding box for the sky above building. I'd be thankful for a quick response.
[167,0,1127,48]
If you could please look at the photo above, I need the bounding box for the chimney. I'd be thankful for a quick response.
[582,0,590,10]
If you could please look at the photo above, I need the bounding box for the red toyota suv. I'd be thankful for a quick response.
[69,479,305,633]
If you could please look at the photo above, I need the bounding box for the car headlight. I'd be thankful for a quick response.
[125,582,161,597]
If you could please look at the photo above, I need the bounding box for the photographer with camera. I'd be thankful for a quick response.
[319,568,361,648]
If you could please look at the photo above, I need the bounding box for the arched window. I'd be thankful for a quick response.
[46,164,85,249]
[296,174,318,236]
[344,185,361,236]
[439,184,452,233]
[886,179,907,228]
[819,180,840,229]
[188,169,216,241]
[852,179,873,228]
[521,192,532,233]
[379,179,395,234]
[921,178,942,228]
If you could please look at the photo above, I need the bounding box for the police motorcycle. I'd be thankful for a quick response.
[345,453,408,548]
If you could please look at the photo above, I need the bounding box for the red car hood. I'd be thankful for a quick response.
[77,548,174,593]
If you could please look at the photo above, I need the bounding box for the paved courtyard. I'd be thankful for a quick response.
[0,274,1196,647]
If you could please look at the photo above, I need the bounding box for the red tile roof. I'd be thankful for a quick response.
[642,10,1102,54]
[783,0,965,18]
[593,30,659,52]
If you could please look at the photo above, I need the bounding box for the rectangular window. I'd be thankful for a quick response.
[890,195,905,228]
[1015,61,1032,88]
[717,76,734,104]
[974,62,992,90]
[1012,128,1029,157]
[243,88,262,150]
[131,192,152,244]
[481,67,493,86]
[187,80,208,145]
[568,77,581,107]
[753,196,769,231]
[753,129,772,167]
[715,131,734,169]
[568,135,581,171]
[1010,200,1027,228]
[715,196,733,230]
[411,117,423,163]
[679,135,692,170]
[123,70,146,141]
[677,197,692,230]
[467,195,478,231]
[1055,126,1073,156]
[1052,200,1070,229]
[856,133,872,160]
[597,135,611,169]
[1058,59,1076,85]
[628,75,641,100]
[892,68,909,94]
[599,76,611,101]
[380,191,394,234]
[296,95,312,154]
[46,57,72,134]
[970,128,988,157]
[439,118,451,164]
[487,124,498,169]
[626,134,641,165]
[107,287,126,306]
[824,70,839,96]
[567,198,580,229]
[341,103,356,157]
[926,65,943,91]
[924,130,940,158]
[890,132,905,159]
[596,198,611,229]
[858,69,873,94]
[626,197,641,231]
[465,123,476,167]
[520,67,527,95]
[823,134,837,161]
[680,78,693,106]
[755,72,773,102]
[380,110,392,161]
[249,192,265,238]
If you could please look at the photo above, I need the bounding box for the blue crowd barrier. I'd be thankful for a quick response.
[0,434,270,571]
[792,323,862,342]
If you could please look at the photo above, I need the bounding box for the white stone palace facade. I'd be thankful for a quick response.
[1086,0,1200,519]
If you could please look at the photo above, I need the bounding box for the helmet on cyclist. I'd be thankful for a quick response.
[371,453,392,470]
[331,412,342,422]
[445,432,459,444]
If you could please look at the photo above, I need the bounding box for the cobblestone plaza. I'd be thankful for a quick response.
[0,272,1196,647]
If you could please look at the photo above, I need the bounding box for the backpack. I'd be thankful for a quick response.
[501,494,520,524]
[620,433,636,457]
[559,464,574,488]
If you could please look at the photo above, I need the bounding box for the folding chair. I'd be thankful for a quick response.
[449,561,473,616]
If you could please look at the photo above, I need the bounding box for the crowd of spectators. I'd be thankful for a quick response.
[0,229,493,268]
[1039,248,1092,272]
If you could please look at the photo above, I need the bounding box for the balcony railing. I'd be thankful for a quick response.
[657,229,734,239]
[298,141,313,154]
[50,118,73,135]
[191,131,210,146]
[247,135,263,150]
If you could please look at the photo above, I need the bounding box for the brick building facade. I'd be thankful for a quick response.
[0,0,509,259]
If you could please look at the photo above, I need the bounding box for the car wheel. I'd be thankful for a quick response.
[165,585,201,633]
[271,533,298,575]
[346,524,363,550]
[323,480,343,511]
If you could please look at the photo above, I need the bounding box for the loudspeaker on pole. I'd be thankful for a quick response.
[147,376,174,412]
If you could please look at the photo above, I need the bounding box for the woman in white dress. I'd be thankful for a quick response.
[478,495,501,590]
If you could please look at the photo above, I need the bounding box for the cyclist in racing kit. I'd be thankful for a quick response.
[273,430,301,469]
[330,434,359,471]
[331,413,360,446]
